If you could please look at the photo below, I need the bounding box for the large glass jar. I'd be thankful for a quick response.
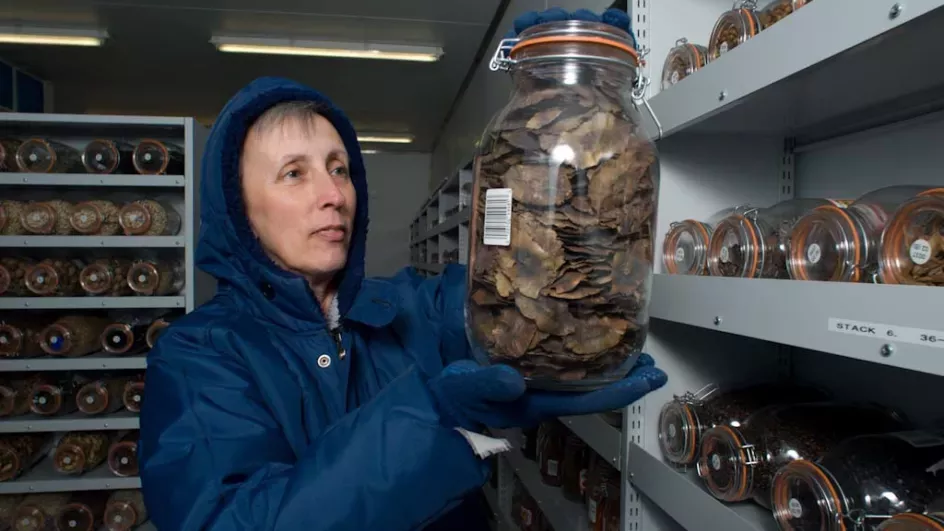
[100,316,151,356]
[15,139,83,174]
[467,20,658,390]
[789,186,931,282]
[122,374,145,413]
[709,1,762,60]
[108,431,139,477]
[697,403,908,508]
[76,377,126,416]
[104,490,147,531]
[661,38,708,89]
[82,140,135,175]
[0,317,48,358]
[20,201,74,235]
[758,0,809,28]
[127,259,184,296]
[0,495,24,529]
[55,492,109,531]
[70,200,121,236]
[14,493,71,531]
[118,199,181,236]
[39,316,111,357]
[30,375,79,416]
[663,207,744,275]
[25,259,84,296]
[658,382,829,466]
[54,431,111,475]
[878,497,944,531]
[708,199,850,278]
[132,140,185,175]
[0,376,40,417]
[0,434,51,482]
[80,259,133,296]
[0,257,35,297]
[880,188,944,287]
[773,431,944,531]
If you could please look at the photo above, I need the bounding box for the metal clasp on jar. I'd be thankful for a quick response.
[489,38,520,71]
[741,443,760,466]
[678,382,721,404]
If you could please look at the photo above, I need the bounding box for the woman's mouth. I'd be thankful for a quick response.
[314,225,346,242]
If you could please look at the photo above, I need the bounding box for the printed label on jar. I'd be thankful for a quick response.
[828,318,944,349]
[711,453,721,470]
[674,247,686,264]
[483,188,512,246]
[719,41,729,54]
[720,246,730,263]
[670,70,680,85]
[588,500,598,524]
[547,459,559,477]
[806,243,822,265]
[668,424,677,439]
[788,498,803,518]
[910,239,932,265]
[892,430,944,448]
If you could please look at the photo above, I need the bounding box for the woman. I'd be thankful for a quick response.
[139,14,665,531]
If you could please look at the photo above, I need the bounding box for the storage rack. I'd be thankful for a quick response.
[409,166,473,275]
[0,112,208,529]
[417,2,944,530]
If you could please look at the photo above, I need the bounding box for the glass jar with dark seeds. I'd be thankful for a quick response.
[79,259,132,296]
[54,431,111,475]
[877,496,944,530]
[30,375,80,416]
[54,491,110,531]
[107,431,139,477]
[104,490,147,531]
[0,433,51,482]
[15,493,73,531]
[75,377,126,416]
[122,375,145,413]
[82,140,135,175]
[127,259,184,296]
[15,139,83,173]
[697,402,910,508]
[100,316,151,356]
[132,139,184,175]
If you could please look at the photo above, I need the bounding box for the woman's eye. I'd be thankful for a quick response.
[330,166,349,178]
[283,169,300,180]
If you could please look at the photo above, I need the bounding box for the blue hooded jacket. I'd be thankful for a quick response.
[138,77,490,530]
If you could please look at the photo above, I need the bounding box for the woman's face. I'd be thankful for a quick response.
[240,114,356,280]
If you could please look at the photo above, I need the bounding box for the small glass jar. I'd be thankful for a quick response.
[0,434,50,482]
[82,140,135,175]
[70,200,121,236]
[104,490,147,531]
[0,257,35,296]
[773,431,944,531]
[80,259,133,296]
[13,493,72,531]
[538,422,565,487]
[561,432,589,501]
[30,375,79,417]
[55,492,109,531]
[76,377,126,415]
[54,431,111,475]
[789,186,931,282]
[0,200,26,235]
[0,317,48,358]
[15,139,83,173]
[0,376,39,417]
[658,382,828,465]
[663,207,743,275]
[0,138,21,172]
[880,188,944,287]
[118,199,181,236]
[39,315,111,357]
[122,376,145,413]
[25,259,84,296]
[661,38,708,89]
[108,431,139,477]
[708,199,850,278]
[132,139,185,175]
[20,200,74,235]
[697,403,908,508]
[708,1,763,60]
[100,317,151,356]
[758,0,809,29]
[127,259,184,296]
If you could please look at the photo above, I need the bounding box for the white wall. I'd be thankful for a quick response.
[363,152,432,277]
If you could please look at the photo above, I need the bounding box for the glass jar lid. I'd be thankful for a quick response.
[878,514,944,531]
[101,324,134,354]
[128,262,160,294]
[772,459,845,531]
[697,426,754,502]
[495,20,640,72]
[708,214,761,277]
[76,381,109,415]
[31,384,62,415]
[709,2,762,59]
[20,202,57,234]
[25,262,61,296]
[123,381,144,411]
[661,39,707,89]
[54,442,87,473]
[39,323,72,355]
[0,324,24,356]
[56,503,95,531]
[104,501,138,531]
[880,189,944,286]
[118,202,152,235]
[133,139,169,174]
[108,440,138,477]
[15,139,56,173]
[82,139,120,174]
[0,384,17,417]
[69,202,105,234]
[79,263,114,295]
[658,400,700,464]
[788,204,862,282]
[663,219,712,275]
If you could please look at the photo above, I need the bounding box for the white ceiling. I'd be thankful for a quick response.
[0,0,505,150]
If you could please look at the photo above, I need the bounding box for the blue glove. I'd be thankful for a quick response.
[429,354,666,430]
[503,7,634,48]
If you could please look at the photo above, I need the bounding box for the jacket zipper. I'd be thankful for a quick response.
[332,328,346,360]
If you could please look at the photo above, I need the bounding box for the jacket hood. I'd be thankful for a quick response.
[195,76,368,329]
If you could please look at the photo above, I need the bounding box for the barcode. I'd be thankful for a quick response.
[483,188,512,246]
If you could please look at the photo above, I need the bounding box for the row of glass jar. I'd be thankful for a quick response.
[0,490,147,531]
[662,186,944,286]
[522,421,621,530]
[0,373,145,418]
[0,257,184,297]
[0,198,180,236]
[657,383,944,530]
[0,313,172,358]
[661,0,811,89]
[0,430,139,484]
[0,137,184,175]
[511,477,553,531]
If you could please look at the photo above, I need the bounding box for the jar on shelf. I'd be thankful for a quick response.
[587,456,616,529]
[788,186,932,282]
[122,375,145,413]
[54,491,109,531]
[82,140,135,175]
[54,431,111,475]
[661,38,708,89]
[0,317,48,358]
[13,493,72,531]
[127,259,184,296]
[561,432,589,501]
[104,490,147,531]
[118,199,181,236]
[707,199,850,278]
[658,382,829,466]
[25,258,84,296]
[132,139,184,175]
[663,207,744,275]
[697,402,909,508]
[79,259,133,296]
[15,139,83,173]
[878,498,944,531]
[39,315,111,357]
[76,377,126,415]
[538,422,565,487]
[880,188,944,287]
[145,314,176,349]
[603,473,622,531]
[30,375,79,416]
[0,434,50,482]
[0,495,24,529]
[0,376,40,417]
[100,316,151,356]
[0,200,26,235]
[0,139,22,171]
[0,257,35,296]
[20,200,74,235]
[70,200,121,236]
[773,431,944,531]
[108,431,139,477]
[467,21,658,390]
[518,490,540,531]
[708,0,762,60]
[758,0,809,29]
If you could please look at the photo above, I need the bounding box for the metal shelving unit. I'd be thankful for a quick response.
[0,112,208,524]
[409,167,472,276]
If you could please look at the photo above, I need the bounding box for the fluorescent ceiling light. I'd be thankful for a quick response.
[210,35,442,62]
[358,135,413,144]
[0,26,107,47]
[361,150,379,154]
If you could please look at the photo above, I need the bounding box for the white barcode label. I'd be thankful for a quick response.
[483,188,512,246]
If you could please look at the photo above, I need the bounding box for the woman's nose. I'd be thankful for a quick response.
[311,172,346,208]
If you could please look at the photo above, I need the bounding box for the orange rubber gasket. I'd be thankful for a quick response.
[677,402,698,464]
[740,8,759,37]
[888,514,944,530]
[663,220,710,275]
[511,35,641,64]
[789,205,861,282]
[686,43,705,69]
[702,425,750,501]
[772,460,847,531]
[918,188,944,197]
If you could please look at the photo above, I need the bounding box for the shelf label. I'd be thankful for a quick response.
[828,318,944,349]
